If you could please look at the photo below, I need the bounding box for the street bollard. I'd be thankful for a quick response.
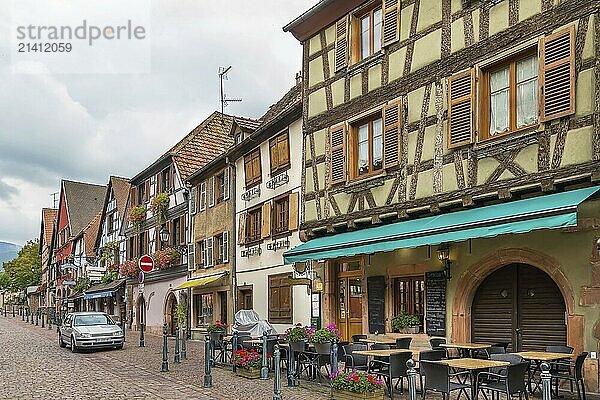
[36,313,39,326]
[407,359,418,400]
[330,342,339,375]
[26,309,29,323]
[31,311,34,325]
[12,305,15,317]
[41,313,44,328]
[161,324,169,373]
[287,344,296,387]
[273,344,282,400]
[139,322,145,347]
[231,331,239,373]
[181,327,187,360]
[174,326,181,364]
[261,332,269,380]
[203,334,212,387]
[48,314,52,330]
[541,362,552,400]
[121,320,126,342]
[21,308,24,321]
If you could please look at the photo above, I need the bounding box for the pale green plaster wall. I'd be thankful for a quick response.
[576,69,595,117]
[582,16,595,59]
[372,179,394,207]
[309,34,321,56]
[368,64,382,92]
[334,193,350,215]
[477,158,500,185]
[560,127,594,168]
[315,164,326,191]
[313,128,327,156]
[324,24,336,46]
[412,30,441,72]
[350,73,362,100]
[332,78,345,108]
[388,47,407,82]
[308,88,327,118]
[305,168,315,193]
[513,144,538,174]
[442,163,459,193]
[400,4,414,42]
[415,170,434,199]
[417,0,442,32]
[519,0,541,21]
[451,0,462,14]
[489,1,509,37]
[451,18,466,53]
[308,56,325,88]
[304,199,317,222]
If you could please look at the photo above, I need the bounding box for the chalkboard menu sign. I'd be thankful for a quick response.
[425,271,446,336]
[367,276,386,334]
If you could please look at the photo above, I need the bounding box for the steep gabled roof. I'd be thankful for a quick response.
[40,208,57,246]
[109,176,131,217]
[62,180,107,237]
[260,83,302,126]
[83,212,102,257]
[234,116,262,132]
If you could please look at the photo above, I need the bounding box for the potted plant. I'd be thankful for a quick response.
[391,311,421,334]
[309,323,342,355]
[152,247,181,269]
[129,205,147,232]
[232,349,270,379]
[119,259,139,279]
[207,320,227,333]
[330,370,385,400]
[151,192,169,224]
[283,323,314,352]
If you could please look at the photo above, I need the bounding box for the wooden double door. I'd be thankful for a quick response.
[471,264,567,352]
[336,275,364,341]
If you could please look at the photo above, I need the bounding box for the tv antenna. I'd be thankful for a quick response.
[219,66,242,123]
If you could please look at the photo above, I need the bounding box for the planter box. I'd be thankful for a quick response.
[236,367,261,379]
[332,389,384,400]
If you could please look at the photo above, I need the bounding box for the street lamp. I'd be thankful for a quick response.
[159,225,170,245]
[436,244,452,280]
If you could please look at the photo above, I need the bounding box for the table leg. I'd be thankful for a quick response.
[471,370,477,400]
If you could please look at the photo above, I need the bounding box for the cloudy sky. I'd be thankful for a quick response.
[0,0,315,245]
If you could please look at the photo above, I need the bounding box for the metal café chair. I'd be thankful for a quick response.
[550,352,588,400]
[342,343,368,372]
[420,360,471,400]
[395,337,412,349]
[209,331,227,363]
[546,344,575,393]
[368,343,391,372]
[371,352,412,399]
[417,349,447,390]
[476,361,529,400]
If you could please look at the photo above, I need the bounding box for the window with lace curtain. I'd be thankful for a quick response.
[481,51,539,139]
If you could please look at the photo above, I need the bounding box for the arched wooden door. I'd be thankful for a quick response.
[165,292,178,336]
[471,264,566,352]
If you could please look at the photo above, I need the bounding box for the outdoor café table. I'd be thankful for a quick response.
[514,351,573,394]
[440,342,493,358]
[359,337,398,346]
[440,358,510,400]
[354,349,418,358]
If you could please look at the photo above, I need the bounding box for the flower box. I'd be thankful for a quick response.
[236,367,261,379]
[332,388,384,400]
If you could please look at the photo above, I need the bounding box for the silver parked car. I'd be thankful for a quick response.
[58,312,124,352]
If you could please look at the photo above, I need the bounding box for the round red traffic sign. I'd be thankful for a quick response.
[139,254,154,273]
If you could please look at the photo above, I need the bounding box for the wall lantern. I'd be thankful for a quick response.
[436,244,452,280]
[159,225,170,245]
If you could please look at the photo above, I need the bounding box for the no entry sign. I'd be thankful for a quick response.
[139,254,154,273]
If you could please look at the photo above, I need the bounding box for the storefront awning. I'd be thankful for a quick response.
[83,279,125,300]
[284,186,600,264]
[175,272,227,290]
[83,291,114,300]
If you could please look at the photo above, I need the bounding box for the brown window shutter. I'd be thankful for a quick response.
[382,0,400,47]
[334,16,349,72]
[261,202,272,239]
[145,180,150,202]
[539,25,575,122]
[169,165,175,191]
[237,213,247,245]
[269,139,278,173]
[134,235,139,258]
[383,100,402,168]
[156,172,162,193]
[279,132,290,167]
[180,215,186,244]
[329,123,347,184]
[447,69,475,148]
[288,192,300,231]
[130,187,137,207]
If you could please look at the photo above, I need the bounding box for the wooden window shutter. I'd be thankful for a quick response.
[539,26,575,122]
[156,173,162,194]
[329,123,347,184]
[238,213,247,245]
[261,202,272,239]
[334,16,349,72]
[208,176,215,207]
[169,165,175,192]
[383,100,402,168]
[179,215,186,244]
[269,139,278,173]
[382,0,400,47]
[130,187,137,207]
[222,231,229,263]
[145,180,150,202]
[187,243,195,271]
[190,186,197,215]
[288,192,299,231]
[223,168,230,201]
[447,69,475,148]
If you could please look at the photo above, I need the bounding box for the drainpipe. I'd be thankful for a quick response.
[228,157,237,320]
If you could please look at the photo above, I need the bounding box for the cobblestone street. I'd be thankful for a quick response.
[0,314,329,400]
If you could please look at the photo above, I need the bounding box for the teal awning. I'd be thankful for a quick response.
[284,186,600,264]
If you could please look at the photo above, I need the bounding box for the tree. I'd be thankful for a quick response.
[0,272,9,290]
[3,240,41,291]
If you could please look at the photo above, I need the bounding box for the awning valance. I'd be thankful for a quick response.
[284,186,600,264]
[84,291,113,300]
[175,272,227,290]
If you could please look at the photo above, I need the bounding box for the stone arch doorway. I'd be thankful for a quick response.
[451,248,582,354]
[471,263,566,352]
[165,292,178,336]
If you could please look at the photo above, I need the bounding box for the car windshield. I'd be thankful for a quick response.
[73,315,113,326]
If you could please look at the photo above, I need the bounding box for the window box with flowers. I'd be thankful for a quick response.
[151,192,169,225]
[232,349,270,379]
[119,259,139,279]
[330,370,385,400]
[129,206,147,232]
[152,247,180,270]
[283,323,315,352]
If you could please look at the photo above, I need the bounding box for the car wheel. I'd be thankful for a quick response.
[58,333,66,348]
[70,336,78,353]
[115,344,123,350]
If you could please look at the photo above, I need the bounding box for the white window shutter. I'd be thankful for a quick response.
[202,239,208,268]
[199,182,206,211]
[222,231,229,263]
[187,243,195,271]
[207,237,214,267]
[190,186,197,215]
[208,177,215,207]
[223,168,230,201]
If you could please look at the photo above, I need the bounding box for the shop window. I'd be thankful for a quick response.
[238,286,253,310]
[351,113,383,178]
[268,273,292,324]
[481,52,539,139]
[244,148,262,188]
[269,130,290,175]
[194,293,213,327]
[393,276,424,320]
